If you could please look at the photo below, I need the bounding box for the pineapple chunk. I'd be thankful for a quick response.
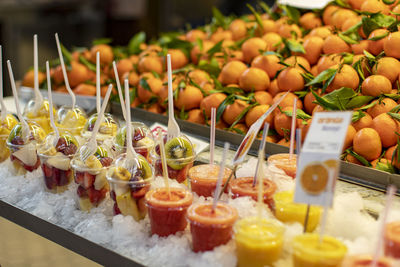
[116,192,140,221]
[85,155,102,169]
[79,197,93,211]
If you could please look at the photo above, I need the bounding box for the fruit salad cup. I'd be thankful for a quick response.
[71,146,113,211]
[268,153,297,178]
[292,233,347,267]
[6,122,46,175]
[24,99,55,134]
[107,153,153,221]
[384,221,400,258]
[0,114,18,162]
[151,134,195,185]
[235,217,285,267]
[188,164,232,197]
[187,202,238,252]
[229,176,277,209]
[56,105,87,137]
[114,122,154,160]
[341,255,395,267]
[82,113,119,144]
[145,187,193,237]
[273,191,321,232]
[38,133,78,193]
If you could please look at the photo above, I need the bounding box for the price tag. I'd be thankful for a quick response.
[294,111,352,207]
[278,0,332,9]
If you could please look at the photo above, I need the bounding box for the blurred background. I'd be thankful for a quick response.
[0,0,274,96]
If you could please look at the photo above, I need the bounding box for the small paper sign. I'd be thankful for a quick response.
[278,0,332,9]
[294,111,352,207]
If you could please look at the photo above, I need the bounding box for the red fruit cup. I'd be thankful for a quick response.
[188,164,232,197]
[341,255,395,267]
[187,202,238,252]
[229,177,277,209]
[267,153,297,178]
[152,155,195,185]
[7,142,41,175]
[107,174,153,221]
[384,221,400,259]
[38,153,74,193]
[145,187,193,237]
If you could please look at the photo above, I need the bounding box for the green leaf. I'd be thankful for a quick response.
[342,21,363,35]
[388,112,400,122]
[363,50,376,61]
[229,103,256,128]
[230,127,245,135]
[338,33,359,44]
[375,160,396,173]
[247,4,264,31]
[281,5,300,24]
[312,90,338,110]
[60,43,72,67]
[362,16,380,38]
[346,95,374,109]
[212,7,229,29]
[306,68,337,86]
[139,77,151,91]
[286,39,305,54]
[352,110,366,122]
[198,58,221,77]
[210,86,244,95]
[294,91,308,98]
[128,32,146,55]
[92,38,112,46]
[348,149,372,167]
[79,55,96,72]
[368,31,389,41]
[359,100,377,110]
[390,104,400,113]
[207,40,223,57]
[362,14,396,37]
[382,0,396,4]
[282,108,312,120]
[216,94,235,122]
[179,106,189,120]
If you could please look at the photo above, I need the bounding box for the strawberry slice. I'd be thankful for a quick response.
[74,171,85,185]
[83,172,95,189]
[77,185,87,197]
[41,163,53,178]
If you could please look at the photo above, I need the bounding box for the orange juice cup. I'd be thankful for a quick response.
[188,164,232,197]
[229,177,277,209]
[268,153,297,178]
[384,221,400,258]
[292,233,347,267]
[187,202,238,252]
[341,255,395,267]
[145,187,193,237]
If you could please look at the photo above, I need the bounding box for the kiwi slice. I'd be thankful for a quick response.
[164,136,194,170]
[84,116,97,131]
[95,146,108,159]
[137,155,152,179]
[7,124,22,143]
[62,134,78,147]
[115,127,127,147]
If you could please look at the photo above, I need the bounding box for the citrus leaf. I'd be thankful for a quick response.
[359,100,377,110]
[338,33,359,44]
[60,43,72,67]
[198,58,221,77]
[286,39,305,54]
[230,127,245,135]
[179,106,189,120]
[128,32,146,55]
[368,31,389,41]
[281,5,300,24]
[247,4,264,31]
[346,95,374,109]
[375,160,396,173]
[352,110,366,122]
[382,0,396,4]
[216,94,235,122]
[311,90,338,110]
[348,149,372,167]
[342,21,362,35]
[363,50,376,61]
[207,40,223,57]
[212,6,229,29]
[229,103,257,129]
[388,112,400,122]
[78,55,96,72]
[282,108,312,120]
[139,77,151,92]
[92,38,112,46]
[362,16,380,38]
[306,68,337,86]
[390,104,400,113]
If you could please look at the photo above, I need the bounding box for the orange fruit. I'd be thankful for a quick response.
[67,61,90,87]
[190,40,214,65]
[229,19,247,41]
[262,32,283,51]
[273,92,303,110]
[138,56,163,74]
[254,91,273,105]
[322,35,351,54]
[370,158,393,170]
[200,81,214,95]
[100,85,117,97]
[344,125,356,150]
[73,84,96,96]
[284,56,311,71]
[392,4,400,19]
[245,104,274,127]
[200,93,227,118]
[326,64,360,93]
[227,49,244,62]
[367,29,389,56]
[302,36,324,65]
[384,32,400,59]
[360,0,390,15]
[251,54,282,79]
[323,5,340,25]
[22,69,45,88]
[116,58,134,78]
[168,49,188,70]
[371,113,399,147]
[222,99,249,125]
[353,128,382,161]
[331,9,357,29]
[239,67,270,92]
[384,146,399,168]
[278,23,302,39]
[274,106,295,137]
[90,44,114,65]
[230,123,249,135]
[308,26,332,39]
[186,109,205,124]
[304,91,318,115]
[175,85,204,111]
[352,55,371,78]
[242,37,267,63]
[137,76,163,103]
[317,54,343,73]
[344,153,362,165]
[311,65,319,76]
[269,79,280,97]
[372,57,400,84]
[255,20,277,36]
[210,28,232,43]
[299,12,322,30]
[342,16,361,32]
[186,29,206,42]
[277,138,291,147]
[361,75,392,96]
[188,69,210,84]
[129,55,139,65]
[352,112,373,131]
[123,71,140,87]
[218,61,247,85]
[351,40,369,55]
[348,0,366,10]
[145,103,164,114]
[367,98,397,118]
[277,67,305,92]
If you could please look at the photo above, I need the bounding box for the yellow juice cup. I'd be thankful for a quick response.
[292,233,347,267]
[273,191,321,232]
[235,217,284,267]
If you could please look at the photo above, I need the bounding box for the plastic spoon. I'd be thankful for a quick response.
[33,34,44,113]
[96,52,101,114]
[55,33,76,109]
[0,45,7,120]
[212,142,230,212]
[210,108,216,165]
[166,54,180,140]
[46,61,60,145]
[158,127,171,199]
[112,61,126,120]
[289,98,297,159]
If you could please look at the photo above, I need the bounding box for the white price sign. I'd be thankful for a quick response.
[278,0,333,9]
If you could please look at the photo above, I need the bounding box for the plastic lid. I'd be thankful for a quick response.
[187,202,238,226]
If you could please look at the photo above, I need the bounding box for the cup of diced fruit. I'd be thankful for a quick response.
[0,114,18,163]
[81,113,119,144]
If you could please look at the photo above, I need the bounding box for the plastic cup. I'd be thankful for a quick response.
[38,153,74,193]
[235,216,285,267]
[292,233,347,267]
[341,255,395,267]
[24,99,54,134]
[229,176,277,209]
[187,202,238,252]
[82,113,119,144]
[188,164,232,197]
[145,187,193,236]
[273,191,321,232]
[56,105,87,137]
[0,114,18,163]
[384,221,400,258]
[268,153,297,178]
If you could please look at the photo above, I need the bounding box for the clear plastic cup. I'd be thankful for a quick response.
[56,105,87,137]
[273,191,321,232]
[188,164,232,197]
[24,99,54,134]
[114,122,155,160]
[37,133,78,193]
[71,146,113,211]
[341,254,395,267]
[187,202,238,252]
[0,114,19,163]
[292,233,347,267]
[107,153,154,221]
[151,134,196,185]
[81,113,119,143]
[268,153,297,178]
[384,221,400,258]
[6,122,46,174]
[235,216,285,267]
[145,187,193,236]
[229,176,277,209]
